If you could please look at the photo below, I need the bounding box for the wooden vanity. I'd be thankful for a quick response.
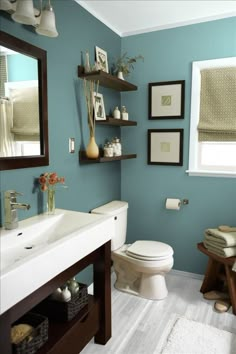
[0,240,111,354]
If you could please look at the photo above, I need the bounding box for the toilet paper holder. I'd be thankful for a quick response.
[165,198,189,210]
[165,198,189,205]
[182,199,189,205]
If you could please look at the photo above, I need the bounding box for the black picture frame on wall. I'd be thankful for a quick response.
[148,80,185,119]
[148,129,184,166]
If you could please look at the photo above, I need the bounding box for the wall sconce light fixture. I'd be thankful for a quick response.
[0,0,58,38]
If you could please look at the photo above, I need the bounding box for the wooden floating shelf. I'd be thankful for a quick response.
[79,151,137,164]
[78,66,137,92]
[96,116,137,126]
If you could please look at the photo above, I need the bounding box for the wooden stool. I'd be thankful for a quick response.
[197,242,236,315]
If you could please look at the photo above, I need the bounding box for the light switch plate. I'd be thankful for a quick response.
[69,138,75,153]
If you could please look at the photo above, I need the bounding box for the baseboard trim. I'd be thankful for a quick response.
[170,269,204,280]
[88,269,203,294]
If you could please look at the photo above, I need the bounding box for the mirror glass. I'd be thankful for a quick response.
[0,31,49,170]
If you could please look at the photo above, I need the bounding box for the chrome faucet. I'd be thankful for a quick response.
[4,190,31,230]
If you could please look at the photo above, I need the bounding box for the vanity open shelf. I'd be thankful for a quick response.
[78,66,137,92]
[0,241,111,354]
[79,151,137,164]
[97,116,137,126]
[36,296,99,354]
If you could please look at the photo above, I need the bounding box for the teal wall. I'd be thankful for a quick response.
[7,54,37,81]
[0,3,235,279]
[121,17,236,274]
[0,1,121,283]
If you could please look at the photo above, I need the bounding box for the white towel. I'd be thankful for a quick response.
[205,229,236,247]
[203,240,236,258]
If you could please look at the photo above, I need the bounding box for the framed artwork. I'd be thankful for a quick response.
[93,92,106,121]
[148,80,185,119]
[95,46,109,73]
[148,129,184,166]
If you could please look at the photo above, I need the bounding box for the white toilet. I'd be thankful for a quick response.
[91,200,174,300]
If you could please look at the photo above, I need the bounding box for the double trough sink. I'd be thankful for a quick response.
[0,209,114,314]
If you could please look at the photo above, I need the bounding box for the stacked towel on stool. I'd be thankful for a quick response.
[203,229,236,258]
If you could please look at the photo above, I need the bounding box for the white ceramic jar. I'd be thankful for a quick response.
[113,106,121,119]
[68,278,80,295]
[61,286,71,302]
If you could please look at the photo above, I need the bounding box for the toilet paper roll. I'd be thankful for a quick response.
[165,198,181,210]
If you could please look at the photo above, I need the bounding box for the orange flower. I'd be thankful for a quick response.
[50,172,57,179]
[49,177,57,185]
[38,171,66,192]
[41,184,47,191]
[39,176,47,185]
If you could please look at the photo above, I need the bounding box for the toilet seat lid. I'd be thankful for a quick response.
[126,240,173,260]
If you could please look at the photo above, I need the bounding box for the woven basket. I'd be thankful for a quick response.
[37,283,88,322]
[12,312,48,354]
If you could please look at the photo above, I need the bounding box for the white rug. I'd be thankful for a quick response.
[161,317,236,354]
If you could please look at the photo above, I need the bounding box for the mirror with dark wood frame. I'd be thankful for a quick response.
[0,31,49,170]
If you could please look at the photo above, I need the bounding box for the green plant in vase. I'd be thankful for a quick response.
[113,53,144,80]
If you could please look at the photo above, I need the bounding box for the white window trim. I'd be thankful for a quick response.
[186,57,236,178]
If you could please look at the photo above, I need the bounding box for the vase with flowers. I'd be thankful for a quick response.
[39,172,66,214]
[83,75,100,158]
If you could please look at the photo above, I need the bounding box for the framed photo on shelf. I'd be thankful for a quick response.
[148,129,184,166]
[148,80,185,119]
[95,46,109,73]
[93,92,106,121]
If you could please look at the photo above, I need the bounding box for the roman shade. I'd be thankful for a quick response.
[9,86,40,141]
[198,67,236,141]
[0,55,8,97]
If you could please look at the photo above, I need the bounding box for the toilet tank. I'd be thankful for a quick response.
[91,201,128,251]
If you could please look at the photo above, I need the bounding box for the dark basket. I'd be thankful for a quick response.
[12,312,48,354]
[37,283,88,322]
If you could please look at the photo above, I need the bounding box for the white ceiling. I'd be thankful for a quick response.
[76,1,236,37]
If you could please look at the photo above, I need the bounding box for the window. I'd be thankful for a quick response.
[187,57,236,178]
[14,141,40,156]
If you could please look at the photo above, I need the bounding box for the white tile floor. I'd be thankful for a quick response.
[81,272,236,354]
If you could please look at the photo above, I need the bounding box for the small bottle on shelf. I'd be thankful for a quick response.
[104,142,114,157]
[112,137,122,156]
[50,287,62,301]
[113,106,121,119]
[61,286,71,302]
[68,278,80,295]
[121,106,129,120]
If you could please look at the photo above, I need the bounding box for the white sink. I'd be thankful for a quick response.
[0,209,114,314]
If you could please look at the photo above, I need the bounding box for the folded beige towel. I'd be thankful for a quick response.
[205,229,236,247]
[203,240,236,258]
